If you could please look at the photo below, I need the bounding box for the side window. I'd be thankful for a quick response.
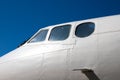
[49,25,71,41]
[29,29,48,43]
[75,22,95,37]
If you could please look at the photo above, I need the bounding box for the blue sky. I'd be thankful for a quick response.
[0,0,120,56]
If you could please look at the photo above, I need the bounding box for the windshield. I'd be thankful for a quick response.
[29,29,48,43]
[49,25,71,41]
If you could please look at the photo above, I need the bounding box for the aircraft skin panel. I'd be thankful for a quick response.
[0,43,74,80]
[96,15,120,33]
[69,34,98,80]
[96,31,120,80]
[0,54,43,80]
[41,50,68,80]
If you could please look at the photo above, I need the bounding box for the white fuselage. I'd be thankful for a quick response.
[0,15,120,80]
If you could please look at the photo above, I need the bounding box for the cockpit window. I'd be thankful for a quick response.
[49,25,71,41]
[75,22,95,37]
[29,29,48,43]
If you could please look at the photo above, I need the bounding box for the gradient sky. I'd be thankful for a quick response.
[0,0,120,56]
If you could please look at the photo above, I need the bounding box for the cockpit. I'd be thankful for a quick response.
[25,22,95,44]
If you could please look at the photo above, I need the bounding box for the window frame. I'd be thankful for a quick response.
[48,24,72,41]
[28,29,49,43]
[75,22,95,38]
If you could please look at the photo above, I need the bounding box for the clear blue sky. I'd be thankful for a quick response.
[0,0,120,56]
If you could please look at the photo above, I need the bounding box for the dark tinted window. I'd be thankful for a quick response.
[75,22,95,37]
[29,29,48,43]
[49,25,71,41]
